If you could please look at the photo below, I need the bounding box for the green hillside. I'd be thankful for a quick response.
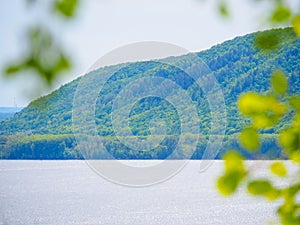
[0,27,299,159]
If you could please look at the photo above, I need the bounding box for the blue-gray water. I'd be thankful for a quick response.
[0,160,285,225]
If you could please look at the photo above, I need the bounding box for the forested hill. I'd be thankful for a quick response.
[0,27,299,159]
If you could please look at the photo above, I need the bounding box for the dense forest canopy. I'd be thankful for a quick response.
[0,27,299,159]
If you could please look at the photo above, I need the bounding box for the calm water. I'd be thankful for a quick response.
[0,160,289,225]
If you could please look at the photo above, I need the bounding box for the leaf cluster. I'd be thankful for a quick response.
[218,71,300,224]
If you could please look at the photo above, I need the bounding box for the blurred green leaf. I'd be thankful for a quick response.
[290,151,300,164]
[218,1,229,17]
[253,114,277,129]
[271,70,288,95]
[55,54,71,71]
[217,171,240,195]
[5,64,23,75]
[224,151,245,171]
[239,93,286,129]
[240,127,259,151]
[55,0,78,17]
[266,96,287,117]
[248,180,279,200]
[248,180,272,195]
[238,93,266,115]
[5,26,71,86]
[293,114,300,128]
[270,162,287,177]
[289,96,300,112]
[292,15,300,37]
[217,151,247,196]
[278,199,300,225]
[284,184,300,199]
[271,6,291,23]
[279,128,300,153]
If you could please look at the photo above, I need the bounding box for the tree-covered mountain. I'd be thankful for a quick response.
[0,27,299,159]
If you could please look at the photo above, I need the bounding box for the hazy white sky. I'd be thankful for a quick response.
[0,0,273,107]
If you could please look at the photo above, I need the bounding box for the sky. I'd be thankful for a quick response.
[0,0,274,107]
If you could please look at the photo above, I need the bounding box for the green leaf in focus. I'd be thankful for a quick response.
[271,70,288,95]
[270,162,287,177]
[240,127,259,151]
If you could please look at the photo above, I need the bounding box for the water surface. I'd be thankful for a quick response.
[0,160,285,225]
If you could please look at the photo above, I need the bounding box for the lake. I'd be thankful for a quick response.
[0,160,291,225]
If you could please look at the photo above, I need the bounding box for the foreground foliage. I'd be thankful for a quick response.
[218,72,300,224]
